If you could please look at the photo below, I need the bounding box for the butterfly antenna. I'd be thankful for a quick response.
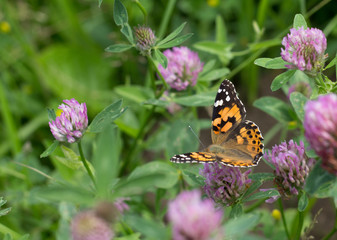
[188,125,207,149]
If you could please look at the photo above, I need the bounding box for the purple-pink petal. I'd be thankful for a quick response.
[167,190,222,240]
[281,27,327,73]
[264,140,314,199]
[199,162,251,206]
[158,47,203,91]
[71,211,114,240]
[304,93,337,175]
[49,98,88,143]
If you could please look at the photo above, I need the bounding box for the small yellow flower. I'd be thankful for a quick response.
[288,120,297,129]
[0,21,11,33]
[56,109,63,117]
[207,0,219,7]
[272,209,281,220]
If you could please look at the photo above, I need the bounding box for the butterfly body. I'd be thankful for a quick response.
[170,79,264,168]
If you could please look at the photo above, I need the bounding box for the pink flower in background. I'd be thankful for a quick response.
[71,211,114,240]
[281,27,327,73]
[167,190,222,240]
[304,93,337,175]
[200,162,251,206]
[49,98,88,143]
[287,81,312,99]
[158,47,203,91]
[160,91,182,114]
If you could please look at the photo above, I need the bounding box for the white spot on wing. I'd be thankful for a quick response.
[214,99,224,107]
[226,96,230,102]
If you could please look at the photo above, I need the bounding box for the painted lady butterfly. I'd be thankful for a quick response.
[170,79,264,167]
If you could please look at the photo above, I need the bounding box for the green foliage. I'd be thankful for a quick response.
[293,14,308,29]
[244,189,280,202]
[271,70,296,91]
[0,198,11,217]
[105,44,133,53]
[40,141,59,158]
[173,92,215,106]
[113,0,128,26]
[156,22,187,47]
[305,161,336,197]
[128,161,179,189]
[224,213,261,238]
[289,92,308,122]
[298,193,308,212]
[153,49,168,69]
[254,57,288,69]
[88,99,126,133]
[253,97,292,122]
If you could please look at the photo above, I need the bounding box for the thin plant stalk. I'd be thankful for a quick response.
[133,0,147,23]
[120,106,156,173]
[295,194,304,240]
[147,55,169,96]
[121,53,167,173]
[244,198,266,213]
[78,141,96,186]
[278,198,291,240]
[158,0,177,38]
[322,208,337,240]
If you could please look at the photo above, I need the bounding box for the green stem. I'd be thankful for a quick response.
[157,0,177,38]
[179,171,186,190]
[306,0,331,19]
[120,52,168,173]
[148,55,169,98]
[322,208,337,240]
[120,106,156,173]
[278,198,291,240]
[295,194,304,240]
[222,48,265,83]
[244,198,266,213]
[78,141,96,186]
[133,0,147,23]
[299,0,306,15]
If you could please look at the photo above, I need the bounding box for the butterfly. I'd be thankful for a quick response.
[170,79,264,167]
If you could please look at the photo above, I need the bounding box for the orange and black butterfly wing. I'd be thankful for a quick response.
[218,120,264,167]
[170,152,217,164]
[211,80,246,144]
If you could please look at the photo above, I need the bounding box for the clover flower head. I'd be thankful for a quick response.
[113,198,130,214]
[288,81,312,99]
[134,25,156,55]
[160,91,182,114]
[49,99,88,143]
[158,47,203,91]
[304,93,337,175]
[200,162,252,206]
[71,211,114,240]
[167,189,223,240]
[281,27,327,73]
[264,140,314,199]
[94,199,129,223]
